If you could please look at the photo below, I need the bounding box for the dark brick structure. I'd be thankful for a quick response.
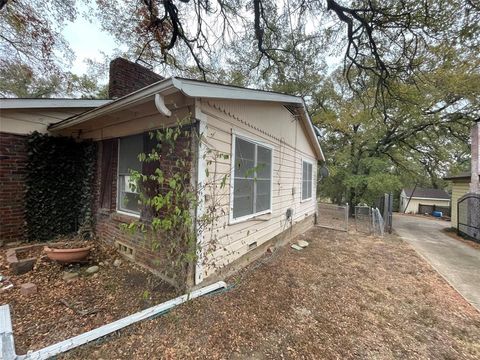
[93,127,195,286]
[108,58,163,99]
[0,133,27,243]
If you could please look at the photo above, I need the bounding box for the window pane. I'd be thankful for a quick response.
[233,178,254,218]
[256,146,271,179]
[308,164,313,198]
[234,138,255,179]
[119,175,140,213]
[302,162,313,200]
[119,134,143,175]
[256,179,271,212]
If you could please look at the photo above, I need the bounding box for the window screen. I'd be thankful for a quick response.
[302,161,313,200]
[118,134,143,214]
[233,136,272,219]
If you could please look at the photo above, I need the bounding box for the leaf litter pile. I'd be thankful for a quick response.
[57,228,480,359]
[0,241,176,355]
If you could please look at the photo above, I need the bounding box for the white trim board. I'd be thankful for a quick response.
[1,282,227,360]
[0,99,110,109]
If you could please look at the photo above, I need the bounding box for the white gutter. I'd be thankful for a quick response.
[171,78,303,104]
[0,99,111,109]
[1,281,227,360]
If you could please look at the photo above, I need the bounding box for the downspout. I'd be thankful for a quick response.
[154,93,172,117]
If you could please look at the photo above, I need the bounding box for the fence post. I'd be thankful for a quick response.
[345,203,349,233]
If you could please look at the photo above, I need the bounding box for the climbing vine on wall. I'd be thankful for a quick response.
[123,121,229,290]
[25,132,96,241]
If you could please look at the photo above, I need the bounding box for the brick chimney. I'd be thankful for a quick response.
[108,58,164,99]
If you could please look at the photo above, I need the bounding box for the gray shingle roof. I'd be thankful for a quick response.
[403,187,450,199]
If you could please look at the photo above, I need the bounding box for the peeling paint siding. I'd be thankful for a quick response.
[201,99,318,278]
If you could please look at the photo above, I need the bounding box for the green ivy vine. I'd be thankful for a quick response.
[25,132,96,241]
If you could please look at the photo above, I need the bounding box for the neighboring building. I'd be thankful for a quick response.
[0,58,324,287]
[399,188,450,214]
[444,119,480,234]
[444,173,477,229]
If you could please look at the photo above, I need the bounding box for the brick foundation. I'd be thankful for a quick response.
[0,132,27,244]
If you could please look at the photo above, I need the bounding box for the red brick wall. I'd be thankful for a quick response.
[93,127,195,286]
[0,132,27,243]
[108,58,164,99]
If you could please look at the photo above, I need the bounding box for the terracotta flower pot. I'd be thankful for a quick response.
[44,245,92,263]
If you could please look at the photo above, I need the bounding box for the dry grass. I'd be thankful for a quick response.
[0,242,175,355]
[59,228,480,359]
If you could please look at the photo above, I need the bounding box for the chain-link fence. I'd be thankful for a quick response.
[355,206,385,237]
[316,202,349,232]
[372,207,385,237]
[354,206,372,234]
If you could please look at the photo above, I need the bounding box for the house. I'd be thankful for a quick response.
[444,119,480,234]
[399,187,450,215]
[0,58,324,287]
[443,173,479,228]
[0,98,110,244]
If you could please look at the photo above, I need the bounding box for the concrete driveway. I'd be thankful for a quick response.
[394,214,480,311]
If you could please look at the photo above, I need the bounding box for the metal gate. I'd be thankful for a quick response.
[458,193,480,241]
[316,202,349,232]
[376,193,393,234]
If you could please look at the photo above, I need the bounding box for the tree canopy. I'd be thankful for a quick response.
[1,0,479,204]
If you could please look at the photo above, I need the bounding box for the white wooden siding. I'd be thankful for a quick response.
[400,196,450,214]
[200,99,318,278]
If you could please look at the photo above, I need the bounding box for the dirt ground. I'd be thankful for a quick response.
[0,241,176,355]
[442,227,480,250]
[55,228,480,359]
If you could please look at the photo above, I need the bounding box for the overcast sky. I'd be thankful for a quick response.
[62,12,117,75]
[61,5,342,79]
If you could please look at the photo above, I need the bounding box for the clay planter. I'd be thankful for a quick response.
[44,245,92,263]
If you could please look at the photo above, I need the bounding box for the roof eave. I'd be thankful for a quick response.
[47,78,325,161]
[49,79,176,131]
[0,98,111,109]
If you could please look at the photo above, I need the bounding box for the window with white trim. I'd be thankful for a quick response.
[302,160,313,201]
[118,134,143,215]
[232,136,272,220]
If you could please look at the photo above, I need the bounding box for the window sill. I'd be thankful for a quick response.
[229,210,272,225]
[300,197,313,204]
[111,211,141,223]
